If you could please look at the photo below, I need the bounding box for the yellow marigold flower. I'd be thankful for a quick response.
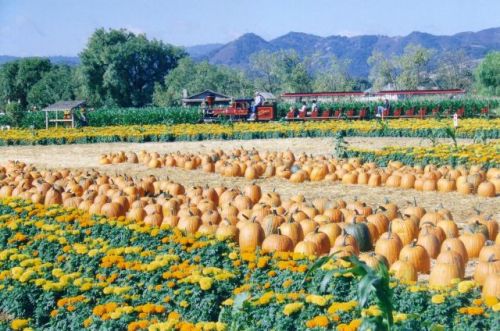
[222,298,234,306]
[484,296,498,307]
[457,280,475,294]
[11,319,29,330]
[492,303,500,312]
[362,305,382,317]
[431,294,445,304]
[327,301,357,314]
[199,277,213,290]
[305,294,329,306]
[83,318,92,328]
[168,311,181,320]
[283,302,304,316]
[282,279,293,288]
[180,300,189,308]
[255,291,274,305]
[393,312,408,323]
[305,315,329,328]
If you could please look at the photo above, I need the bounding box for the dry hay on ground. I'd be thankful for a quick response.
[0,136,494,225]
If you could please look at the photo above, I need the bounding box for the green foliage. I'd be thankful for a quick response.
[26,65,76,109]
[368,51,398,91]
[444,126,458,148]
[435,50,474,90]
[396,44,435,89]
[250,50,313,95]
[86,107,202,126]
[334,130,348,158]
[474,51,500,96]
[153,58,253,106]
[4,102,25,127]
[79,28,186,107]
[346,256,393,330]
[0,58,52,108]
[313,55,355,92]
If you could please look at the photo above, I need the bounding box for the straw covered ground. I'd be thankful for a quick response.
[1,136,497,228]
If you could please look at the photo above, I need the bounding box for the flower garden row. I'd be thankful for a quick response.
[0,198,498,331]
[0,118,499,146]
[346,142,500,169]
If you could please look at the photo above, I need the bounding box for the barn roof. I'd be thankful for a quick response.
[184,89,229,100]
[42,100,86,112]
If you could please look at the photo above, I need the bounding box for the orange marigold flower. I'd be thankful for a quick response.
[50,309,59,317]
[92,305,105,316]
[305,315,329,328]
[83,318,92,328]
[168,311,181,320]
[283,279,293,288]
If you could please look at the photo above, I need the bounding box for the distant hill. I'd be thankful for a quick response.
[185,43,223,58]
[2,27,499,78]
[0,55,80,66]
[189,27,500,77]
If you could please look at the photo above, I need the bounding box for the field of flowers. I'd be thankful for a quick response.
[0,118,499,146]
[347,142,500,168]
[0,198,498,331]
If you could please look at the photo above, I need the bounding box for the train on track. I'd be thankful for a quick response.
[201,89,488,122]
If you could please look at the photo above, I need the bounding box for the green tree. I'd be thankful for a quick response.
[79,28,186,107]
[249,50,312,94]
[367,50,398,91]
[396,44,434,89]
[0,58,52,108]
[4,101,24,127]
[474,51,500,96]
[153,58,253,106]
[249,51,282,94]
[313,55,354,91]
[27,65,76,109]
[434,50,473,90]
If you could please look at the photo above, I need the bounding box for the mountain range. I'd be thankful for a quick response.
[1,27,499,78]
[186,27,500,77]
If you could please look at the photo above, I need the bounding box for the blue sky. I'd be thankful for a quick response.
[1,0,499,56]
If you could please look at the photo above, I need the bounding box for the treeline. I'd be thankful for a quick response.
[0,28,499,118]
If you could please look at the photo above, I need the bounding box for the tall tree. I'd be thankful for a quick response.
[474,51,500,96]
[313,55,354,91]
[27,65,76,109]
[79,28,186,107]
[249,50,312,94]
[367,50,398,91]
[153,58,253,106]
[396,44,434,89]
[434,50,473,90]
[0,58,52,108]
[249,51,282,95]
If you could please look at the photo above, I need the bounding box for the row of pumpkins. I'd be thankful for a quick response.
[1,160,499,298]
[99,148,499,197]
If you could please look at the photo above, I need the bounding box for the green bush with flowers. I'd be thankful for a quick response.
[0,198,498,331]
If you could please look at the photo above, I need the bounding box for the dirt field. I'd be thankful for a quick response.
[1,136,496,225]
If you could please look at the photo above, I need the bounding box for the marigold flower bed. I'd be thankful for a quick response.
[0,199,498,330]
[0,118,498,146]
[347,141,500,168]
